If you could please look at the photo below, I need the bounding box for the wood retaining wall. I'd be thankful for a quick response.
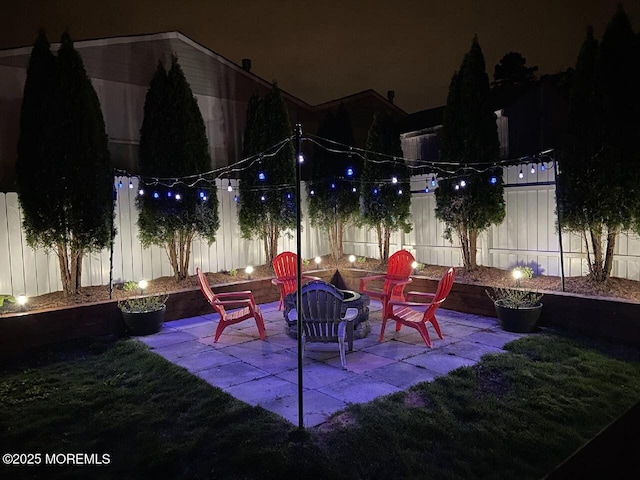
[1,268,638,358]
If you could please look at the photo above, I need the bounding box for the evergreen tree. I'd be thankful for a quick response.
[307,103,359,262]
[558,6,640,281]
[238,85,296,264]
[17,31,113,296]
[361,111,411,262]
[492,51,538,90]
[137,56,219,281]
[435,36,504,270]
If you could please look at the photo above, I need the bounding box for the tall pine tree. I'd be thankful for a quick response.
[17,31,113,296]
[361,111,411,263]
[307,103,359,262]
[137,56,219,280]
[435,36,504,270]
[238,85,296,264]
[558,6,640,281]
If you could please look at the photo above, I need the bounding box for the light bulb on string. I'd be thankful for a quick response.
[138,188,145,196]
[234,195,239,202]
[424,186,429,193]
[352,187,357,193]
[459,180,466,188]
[530,164,536,174]
[153,192,159,199]
[454,184,460,191]
[118,179,123,189]
[330,182,336,189]
[391,176,398,184]
[310,189,315,196]
[298,154,304,164]
[398,189,403,195]
[260,195,266,202]
[346,167,354,177]
[286,193,292,200]
[490,176,497,185]
[373,188,378,195]
[540,163,546,171]
[128,180,134,189]
[175,193,182,201]
[431,175,437,187]
[227,179,233,192]
[202,195,208,201]
[258,171,266,181]
[518,169,524,179]
[167,191,173,198]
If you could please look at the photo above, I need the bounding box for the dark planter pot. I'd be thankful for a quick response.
[494,303,543,333]
[121,306,166,336]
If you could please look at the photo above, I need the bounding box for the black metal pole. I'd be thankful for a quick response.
[553,154,566,292]
[295,123,304,430]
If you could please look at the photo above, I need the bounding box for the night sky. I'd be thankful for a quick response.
[1,0,637,113]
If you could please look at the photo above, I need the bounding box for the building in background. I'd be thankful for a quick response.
[0,31,404,191]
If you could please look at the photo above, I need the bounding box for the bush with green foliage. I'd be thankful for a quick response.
[360,112,411,262]
[238,85,296,264]
[137,56,219,281]
[16,31,113,296]
[558,6,640,282]
[307,104,359,262]
[435,36,504,271]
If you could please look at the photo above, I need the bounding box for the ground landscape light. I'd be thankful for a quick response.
[17,294,27,306]
[314,256,321,265]
[411,261,418,270]
[349,255,356,264]
[245,266,254,279]
[138,280,148,291]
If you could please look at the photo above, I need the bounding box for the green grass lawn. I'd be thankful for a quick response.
[1,333,639,479]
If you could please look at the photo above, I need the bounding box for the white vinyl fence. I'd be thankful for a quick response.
[1,168,639,297]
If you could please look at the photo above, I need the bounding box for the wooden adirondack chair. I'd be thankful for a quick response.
[359,249,415,318]
[196,267,266,342]
[271,251,320,310]
[380,267,455,347]
[286,280,357,369]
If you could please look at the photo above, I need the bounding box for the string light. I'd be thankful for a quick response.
[153,192,159,199]
[227,179,233,192]
[175,193,182,200]
[167,191,172,197]
[459,180,466,188]
[298,154,304,163]
[113,134,555,199]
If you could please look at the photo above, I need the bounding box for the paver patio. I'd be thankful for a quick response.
[137,299,528,427]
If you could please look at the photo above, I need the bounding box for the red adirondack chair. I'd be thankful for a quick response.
[196,267,266,342]
[380,267,455,347]
[271,251,320,310]
[359,249,415,318]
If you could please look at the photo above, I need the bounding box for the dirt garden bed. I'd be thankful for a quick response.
[5,254,639,314]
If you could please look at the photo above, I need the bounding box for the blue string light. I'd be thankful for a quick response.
[346,167,354,177]
[153,192,159,199]
[258,172,266,181]
[490,176,497,185]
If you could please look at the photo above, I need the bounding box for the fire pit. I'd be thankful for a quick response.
[283,289,371,343]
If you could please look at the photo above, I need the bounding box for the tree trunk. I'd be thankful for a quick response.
[457,225,472,270]
[383,226,391,263]
[56,241,83,296]
[165,233,180,281]
[603,227,617,282]
[376,224,383,263]
[337,218,344,259]
[468,229,478,270]
[589,225,604,281]
[57,242,72,296]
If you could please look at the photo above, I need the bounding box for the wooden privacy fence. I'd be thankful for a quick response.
[1,167,639,297]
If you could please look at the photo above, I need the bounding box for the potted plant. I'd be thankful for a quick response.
[486,267,543,333]
[117,280,168,336]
